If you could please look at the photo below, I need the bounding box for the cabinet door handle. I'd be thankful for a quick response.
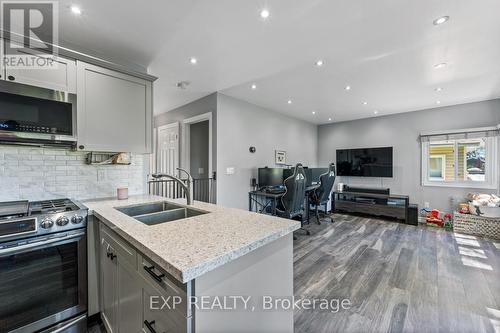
[144,320,157,333]
[106,251,116,260]
[143,265,165,283]
[7,75,15,81]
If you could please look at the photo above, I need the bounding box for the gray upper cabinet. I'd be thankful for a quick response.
[2,40,76,92]
[76,61,153,153]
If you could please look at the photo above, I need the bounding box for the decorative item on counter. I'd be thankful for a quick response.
[117,187,128,200]
[86,152,132,165]
[443,213,453,231]
[458,203,470,214]
[112,153,131,164]
[426,209,444,227]
[337,183,344,192]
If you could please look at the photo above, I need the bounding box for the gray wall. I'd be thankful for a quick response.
[217,94,318,209]
[190,121,209,178]
[154,93,217,177]
[318,99,500,212]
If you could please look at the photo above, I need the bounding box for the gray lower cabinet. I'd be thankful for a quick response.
[99,222,192,333]
[100,229,142,333]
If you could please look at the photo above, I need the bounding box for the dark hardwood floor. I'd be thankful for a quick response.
[294,214,500,333]
[88,214,500,333]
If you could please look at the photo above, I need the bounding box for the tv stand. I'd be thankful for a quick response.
[332,188,409,223]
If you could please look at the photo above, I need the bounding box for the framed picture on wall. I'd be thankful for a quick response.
[275,150,286,165]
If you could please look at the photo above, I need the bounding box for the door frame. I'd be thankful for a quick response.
[156,122,179,174]
[182,112,212,179]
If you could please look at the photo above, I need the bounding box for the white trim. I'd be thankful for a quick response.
[182,112,213,179]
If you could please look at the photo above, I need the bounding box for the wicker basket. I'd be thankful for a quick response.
[454,212,500,240]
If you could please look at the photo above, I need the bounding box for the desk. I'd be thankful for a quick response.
[248,184,319,223]
[248,190,284,216]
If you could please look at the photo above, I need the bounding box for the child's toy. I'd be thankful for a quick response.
[458,203,470,214]
[426,209,444,227]
[443,213,453,231]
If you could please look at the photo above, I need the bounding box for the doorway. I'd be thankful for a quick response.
[183,112,215,203]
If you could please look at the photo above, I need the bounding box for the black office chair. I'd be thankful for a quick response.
[277,163,310,236]
[309,163,336,224]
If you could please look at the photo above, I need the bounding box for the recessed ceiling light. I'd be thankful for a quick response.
[260,9,270,19]
[251,84,257,90]
[328,118,332,121]
[434,62,447,69]
[435,87,443,92]
[436,100,441,104]
[287,99,292,104]
[373,110,379,115]
[345,85,351,91]
[312,111,316,115]
[433,16,449,26]
[315,60,324,67]
[70,5,81,15]
[363,101,368,105]
[189,57,197,65]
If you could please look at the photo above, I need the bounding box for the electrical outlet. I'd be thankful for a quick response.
[97,169,106,181]
[198,167,204,174]
[424,202,430,209]
[226,167,235,175]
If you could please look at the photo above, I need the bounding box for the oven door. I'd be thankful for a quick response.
[0,230,87,333]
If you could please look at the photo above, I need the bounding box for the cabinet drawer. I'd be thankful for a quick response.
[139,254,191,317]
[142,284,191,333]
[100,223,137,269]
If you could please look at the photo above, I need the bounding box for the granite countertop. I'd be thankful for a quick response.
[83,195,300,283]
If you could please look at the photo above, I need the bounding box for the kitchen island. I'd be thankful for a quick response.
[84,195,300,333]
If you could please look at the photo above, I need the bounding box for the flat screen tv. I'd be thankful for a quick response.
[336,147,393,177]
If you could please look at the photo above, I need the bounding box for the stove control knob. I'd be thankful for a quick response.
[56,216,69,226]
[40,218,54,229]
[71,215,84,224]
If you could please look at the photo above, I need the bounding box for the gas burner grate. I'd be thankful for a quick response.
[29,198,80,214]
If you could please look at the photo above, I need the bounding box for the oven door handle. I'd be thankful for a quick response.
[0,231,85,256]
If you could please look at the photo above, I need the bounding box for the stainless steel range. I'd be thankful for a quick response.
[0,198,88,333]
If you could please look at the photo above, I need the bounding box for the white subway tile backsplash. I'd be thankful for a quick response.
[0,146,147,201]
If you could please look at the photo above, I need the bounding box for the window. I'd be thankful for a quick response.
[429,154,446,180]
[421,127,498,189]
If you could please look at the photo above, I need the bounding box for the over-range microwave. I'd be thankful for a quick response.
[0,80,77,147]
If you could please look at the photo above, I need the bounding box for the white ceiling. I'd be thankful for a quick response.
[56,0,500,124]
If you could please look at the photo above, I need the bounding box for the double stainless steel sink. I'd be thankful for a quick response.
[116,202,208,226]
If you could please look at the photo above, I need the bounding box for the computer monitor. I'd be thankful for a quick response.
[310,168,329,185]
[258,168,284,187]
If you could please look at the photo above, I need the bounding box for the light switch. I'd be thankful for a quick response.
[226,167,235,175]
